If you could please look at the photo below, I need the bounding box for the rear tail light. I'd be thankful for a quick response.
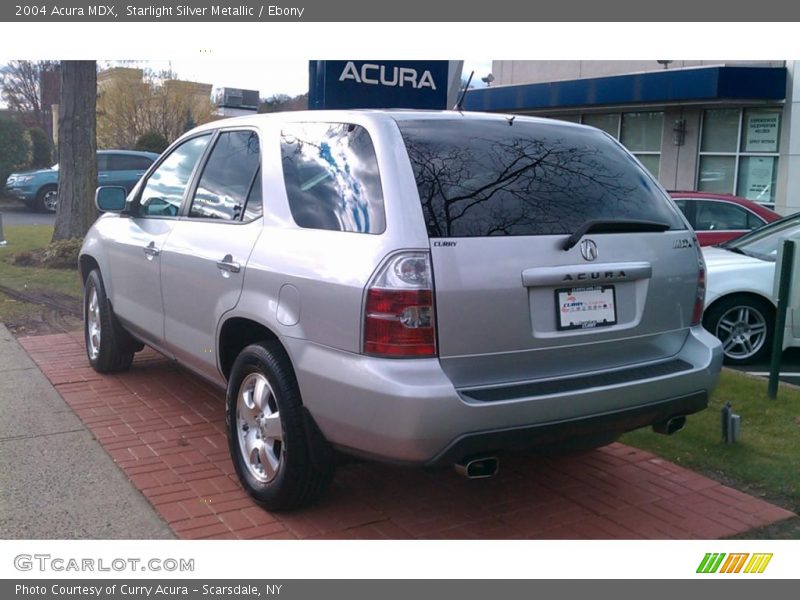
[363,252,437,357]
[692,246,706,326]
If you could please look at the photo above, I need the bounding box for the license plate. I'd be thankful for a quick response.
[555,285,617,331]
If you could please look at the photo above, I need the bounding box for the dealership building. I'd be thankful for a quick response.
[463,61,800,215]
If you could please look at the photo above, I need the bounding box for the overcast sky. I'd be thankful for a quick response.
[109,59,493,98]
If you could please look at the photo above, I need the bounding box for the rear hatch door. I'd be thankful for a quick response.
[396,116,698,389]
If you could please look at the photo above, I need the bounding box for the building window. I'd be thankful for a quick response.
[620,112,663,178]
[582,113,620,138]
[698,108,781,204]
[553,112,663,178]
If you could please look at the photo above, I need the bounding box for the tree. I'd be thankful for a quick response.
[96,69,214,149]
[0,60,59,137]
[258,93,308,113]
[135,130,169,153]
[28,127,52,168]
[0,116,32,183]
[52,61,97,242]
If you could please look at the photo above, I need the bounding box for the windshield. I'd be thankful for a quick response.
[723,214,800,261]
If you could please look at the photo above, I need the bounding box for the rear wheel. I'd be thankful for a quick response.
[226,342,334,511]
[35,184,58,213]
[704,295,774,365]
[84,269,136,373]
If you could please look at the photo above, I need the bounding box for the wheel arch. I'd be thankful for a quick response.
[78,253,100,285]
[217,316,294,382]
[704,291,775,327]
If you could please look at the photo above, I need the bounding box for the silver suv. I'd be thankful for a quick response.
[80,111,723,510]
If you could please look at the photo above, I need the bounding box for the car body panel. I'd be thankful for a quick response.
[161,218,264,379]
[703,246,775,307]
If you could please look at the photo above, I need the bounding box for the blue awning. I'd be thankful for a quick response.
[463,66,787,113]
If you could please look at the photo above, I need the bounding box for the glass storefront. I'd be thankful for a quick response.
[698,108,781,204]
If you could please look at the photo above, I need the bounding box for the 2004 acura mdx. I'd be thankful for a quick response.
[80,110,723,510]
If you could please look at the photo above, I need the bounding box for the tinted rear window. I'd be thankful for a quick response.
[397,119,683,237]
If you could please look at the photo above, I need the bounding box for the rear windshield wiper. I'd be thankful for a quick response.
[562,219,671,251]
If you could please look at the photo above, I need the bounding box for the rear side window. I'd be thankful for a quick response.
[397,119,684,237]
[108,154,154,171]
[280,123,385,234]
[694,200,750,231]
[190,131,261,221]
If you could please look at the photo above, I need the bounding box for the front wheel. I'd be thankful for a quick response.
[704,296,774,365]
[84,269,136,373]
[226,342,334,511]
[35,184,58,213]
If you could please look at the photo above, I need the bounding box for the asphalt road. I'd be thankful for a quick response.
[0,202,55,227]
[729,346,800,386]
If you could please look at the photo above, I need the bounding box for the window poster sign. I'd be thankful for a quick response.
[739,156,775,202]
[744,111,780,152]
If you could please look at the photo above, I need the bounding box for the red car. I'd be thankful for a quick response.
[669,191,781,246]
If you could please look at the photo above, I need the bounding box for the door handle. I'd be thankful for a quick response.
[143,241,160,260]
[216,254,241,274]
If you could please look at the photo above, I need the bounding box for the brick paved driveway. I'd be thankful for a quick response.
[19,332,795,540]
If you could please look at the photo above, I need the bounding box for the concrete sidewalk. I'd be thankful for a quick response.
[0,324,173,539]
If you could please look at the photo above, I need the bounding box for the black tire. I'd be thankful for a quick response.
[84,269,136,373]
[226,342,334,511]
[704,295,774,366]
[34,184,58,213]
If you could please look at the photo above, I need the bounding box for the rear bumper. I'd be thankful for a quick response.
[285,326,722,465]
[427,390,706,466]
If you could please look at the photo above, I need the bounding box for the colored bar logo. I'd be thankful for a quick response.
[697,553,772,574]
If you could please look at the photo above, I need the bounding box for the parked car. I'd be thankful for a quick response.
[4,150,158,212]
[703,213,800,364]
[669,191,780,246]
[79,111,722,510]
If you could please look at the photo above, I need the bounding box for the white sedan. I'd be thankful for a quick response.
[702,214,800,365]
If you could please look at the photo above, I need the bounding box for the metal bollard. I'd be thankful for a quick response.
[0,212,7,247]
[721,401,741,444]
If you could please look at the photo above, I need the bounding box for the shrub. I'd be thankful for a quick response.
[42,238,83,269]
[0,116,32,183]
[135,131,169,154]
[28,127,52,168]
[9,251,35,266]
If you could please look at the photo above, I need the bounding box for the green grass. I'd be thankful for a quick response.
[622,369,800,510]
[0,225,82,320]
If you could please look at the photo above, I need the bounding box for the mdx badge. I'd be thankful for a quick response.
[580,239,598,262]
[673,238,693,249]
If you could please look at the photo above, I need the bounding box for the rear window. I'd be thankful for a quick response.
[281,122,385,234]
[397,119,684,237]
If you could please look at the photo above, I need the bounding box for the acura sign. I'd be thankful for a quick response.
[309,60,463,110]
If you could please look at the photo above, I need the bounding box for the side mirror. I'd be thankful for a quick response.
[95,186,127,212]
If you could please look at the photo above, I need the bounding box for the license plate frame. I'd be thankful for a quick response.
[555,285,617,331]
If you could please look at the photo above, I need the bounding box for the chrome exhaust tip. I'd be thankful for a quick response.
[652,415,687,436]
[455,456,499,479]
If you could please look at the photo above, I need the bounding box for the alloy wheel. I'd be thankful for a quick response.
[236,372,283,483]
[87,287,101,360]
[715,305,768,361]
